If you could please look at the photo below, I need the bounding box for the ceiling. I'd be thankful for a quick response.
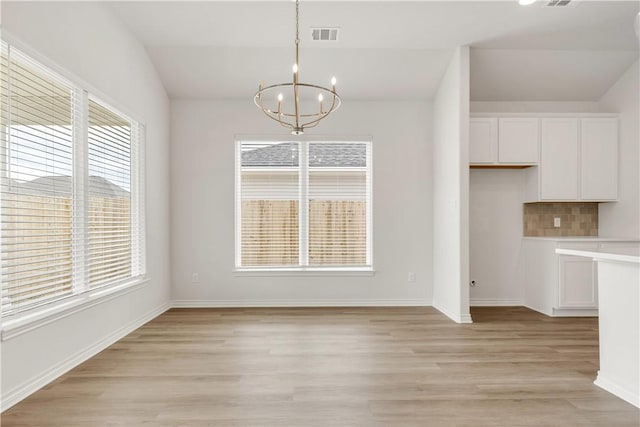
[109,1,640,101]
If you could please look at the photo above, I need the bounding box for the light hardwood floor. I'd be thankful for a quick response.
[2,307,639,426]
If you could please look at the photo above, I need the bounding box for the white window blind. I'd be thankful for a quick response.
[239,142,300,266]
[0,44,146,317]
[1,46,76,313]
[236,140,372,270]
[308,142,369,266]
[87,98,132,288]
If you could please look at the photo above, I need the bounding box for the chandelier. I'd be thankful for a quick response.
[254,0,341,135]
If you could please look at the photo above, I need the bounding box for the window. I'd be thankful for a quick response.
[0,44,145,317]
[236,140,372,270]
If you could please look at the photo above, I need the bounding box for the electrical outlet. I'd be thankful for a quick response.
[554,217,561,228]
[408,272,416,282]
[191,273,200,284]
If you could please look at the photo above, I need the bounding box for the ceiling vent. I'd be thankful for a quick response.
[544,0,579,8]
[311,27,339,42]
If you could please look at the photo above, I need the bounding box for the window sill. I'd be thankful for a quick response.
[233,267,375,277]
[1,277,150,341]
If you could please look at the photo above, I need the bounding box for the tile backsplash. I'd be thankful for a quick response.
[523,202,598,237]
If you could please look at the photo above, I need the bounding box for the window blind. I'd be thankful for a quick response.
[87,98,132,288]
[239,142,300,266]
[1,46,76,313]
[130,124,145,278]
[308,142,369,266]
[0,44,146,317]
[236,140,372,269]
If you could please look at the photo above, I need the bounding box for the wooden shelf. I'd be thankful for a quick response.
[470,164,535,169]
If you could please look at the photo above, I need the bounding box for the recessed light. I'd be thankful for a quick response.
[519,0,536,5]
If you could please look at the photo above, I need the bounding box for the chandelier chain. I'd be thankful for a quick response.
[295,0,300,45]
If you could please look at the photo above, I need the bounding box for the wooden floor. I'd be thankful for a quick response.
[3,307,639,426]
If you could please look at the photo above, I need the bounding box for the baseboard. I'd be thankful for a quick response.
[470,299,523,307]
[459,313,473,323]
[171,299,431,308]
[524,304,599,318]
[595,371,640,408]
[433,302,473,324]
[551,307,598,317]
[1,302,172,412]
[523,304,553,317]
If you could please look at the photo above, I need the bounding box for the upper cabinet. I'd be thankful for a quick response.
[581,118,618,201]
[524,116,618,202]
[471,114,618,203]
[469,117,538,165]
[498,118,539,164]
[540,118,579,200]
[469,118,497,164]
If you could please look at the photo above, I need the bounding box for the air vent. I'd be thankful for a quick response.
[311,27,339,42]
[544,0,579,7]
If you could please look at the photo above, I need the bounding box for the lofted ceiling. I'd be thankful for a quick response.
[108,0,640,101]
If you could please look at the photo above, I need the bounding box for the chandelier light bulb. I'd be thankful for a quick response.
[318,93,324,102]
[331,76,337,87]
[293,63,299,73]
[278,93,284,102]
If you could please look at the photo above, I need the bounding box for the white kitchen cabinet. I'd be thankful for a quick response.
[539,118,579,200]
[558,253,597,309]
[498,118,539,164]
[469,118,497,164]
[522,239,638,317]
[524,116,618,202]
[581,118,618,201]
[469,117,538,165]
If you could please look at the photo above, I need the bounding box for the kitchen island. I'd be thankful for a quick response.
[556,244,639,408]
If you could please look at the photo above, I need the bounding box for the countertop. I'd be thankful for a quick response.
[523,236,639,242]
[556,245,640,264]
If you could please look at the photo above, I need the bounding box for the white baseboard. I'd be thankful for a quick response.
[551,307,598,317]
[1,302,172,412]
[172,299,431,308]
[595,371,640,408]
[523,304,553,316]
[459,313,473,323]
[524,303,599,317]
[470,299,523,307]
[433,302,473,324]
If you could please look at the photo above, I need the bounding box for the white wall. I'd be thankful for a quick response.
[170,100,432,306]
[469,169,524,305]
[1,2,171,408]
[432,47,471,323]
[598,60,640,239]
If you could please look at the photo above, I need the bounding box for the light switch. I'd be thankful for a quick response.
[554,217,561,228]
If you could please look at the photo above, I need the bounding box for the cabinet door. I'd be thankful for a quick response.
[498,118,539,163]
[540,118,579,200]
[558,255,597,309]
[581,118,618,201]
[469,118,497,164]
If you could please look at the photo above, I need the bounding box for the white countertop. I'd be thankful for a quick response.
[524,236,640,242]
[556,245,640,264]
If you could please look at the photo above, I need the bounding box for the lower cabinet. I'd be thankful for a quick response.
[557,253,597,309]
[522,239,637,316]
